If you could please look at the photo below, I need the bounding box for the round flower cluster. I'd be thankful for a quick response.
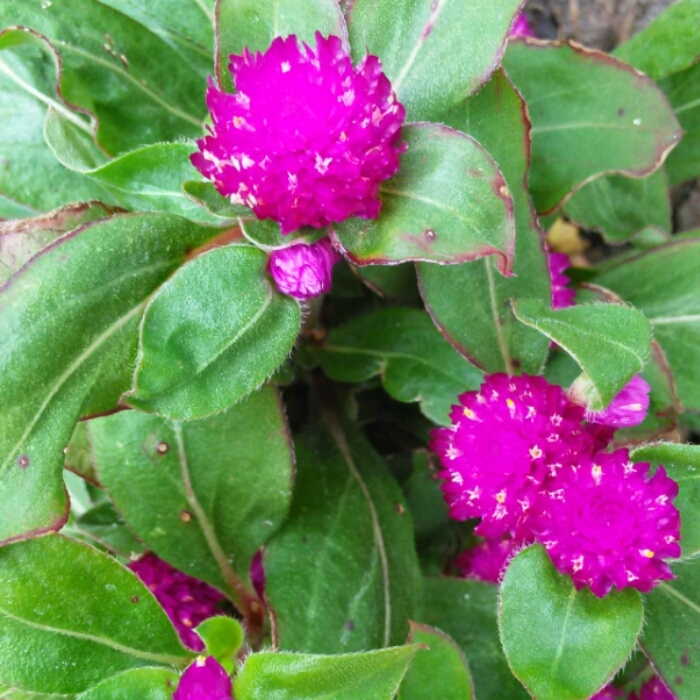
[268,237,340,299]
[192,32,406,235]
[129,553,225,651]
[433,373,680,597]
[175,656,232,700]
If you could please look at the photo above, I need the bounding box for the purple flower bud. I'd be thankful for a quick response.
[268,238,340,299]
[128,553,224,651]
[174,657,232,700]
[191,33,406,234]
[587,375,651,428]
[509,12,536,38]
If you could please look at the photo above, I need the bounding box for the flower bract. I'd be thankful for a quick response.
[192,32,406,234]
[587,374,651,428]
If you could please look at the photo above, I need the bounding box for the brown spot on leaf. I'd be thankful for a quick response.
[131,596,140,603]
[395,503,405,515]
[617,108,625,116]
[675,677,683,685]
[424,229,436,243]
[156,441,169,455]
[344,619,356,631]
[179,510,193,523]
[17,455,29,469]
[681,652,690,666]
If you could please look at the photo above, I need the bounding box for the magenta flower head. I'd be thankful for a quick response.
[629,676,676,700]
[174,656,232,700]
[191,32,406,234]
[454,537,516,584]
[530,449,681,597]
[268,237,340,299]
[430,374,597,538]
[548,251,576,309]
[586,374,651,428]
[128,553,225,651]
[590,685,624,700]
[509,12,536,38]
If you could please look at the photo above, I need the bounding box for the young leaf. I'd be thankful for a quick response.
[194,617,244,673]
[215,0,348,92]
[332,123,515,273]
[417,577,528,700]
[641,557,700,698]
[397,622,475,700]
[594,235,700,410]
[499,545,644,700]
[418,70,551,375]
[0,213,221,546]
[234,647,422,700]
[69,502,145,559]
[346,0,522,121]
[128,245,301,420]
[265,407,421,652]
[512,299,652,409]
[316,307,483,425]
[91,387,293,611]
[0,1,206,154]
[562,169,671,245]
[502,41,682,214]
[76,668,180,700]
[0,535,191,695]
[632,443,700,559]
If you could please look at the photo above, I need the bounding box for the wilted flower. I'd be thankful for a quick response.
[586,374,651,429]
[174,656,232,700]
[629,676,676,700]
[129,553,225,651]
[454,537,516,584]
[268,237,340,299]
[192,33,406,234]
[548,251,576,309]
[529,449,680,597]
[430,374,599,538]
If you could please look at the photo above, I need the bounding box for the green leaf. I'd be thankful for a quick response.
[632,443,700,560]
[194,617,244,673]
[354,264,421,302]
[0,36,110,216]
[613,0,700,80]
[234,647,422,700]
[97,0,215,79]
[215,0,347,92]
[44,114,219,222]
[0,202,118,285]
[0,535,191,695]
[128,245,301,420]
[512,299,652,409]
[502,41,682,214]
[68,501,145,558]
[499,545,644,700]
[642,558,700,698]
[397,622,474,700]
[91,387,293,608]
[0,213,220,545]
[419,70,551,375]
[332,123,515,272]
[265,408,421,652]
[347,0,522,121]
[562,169,671,245]
[183,181,247,221]
[63,422,99,485]
[660,61,700,185]
[316,307,483,425]
[0,1,205,155]
[76,668,180,700]
[417,577,528,700]
[594,236,700,411]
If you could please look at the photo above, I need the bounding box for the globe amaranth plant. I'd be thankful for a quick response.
[0,1,698,699]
